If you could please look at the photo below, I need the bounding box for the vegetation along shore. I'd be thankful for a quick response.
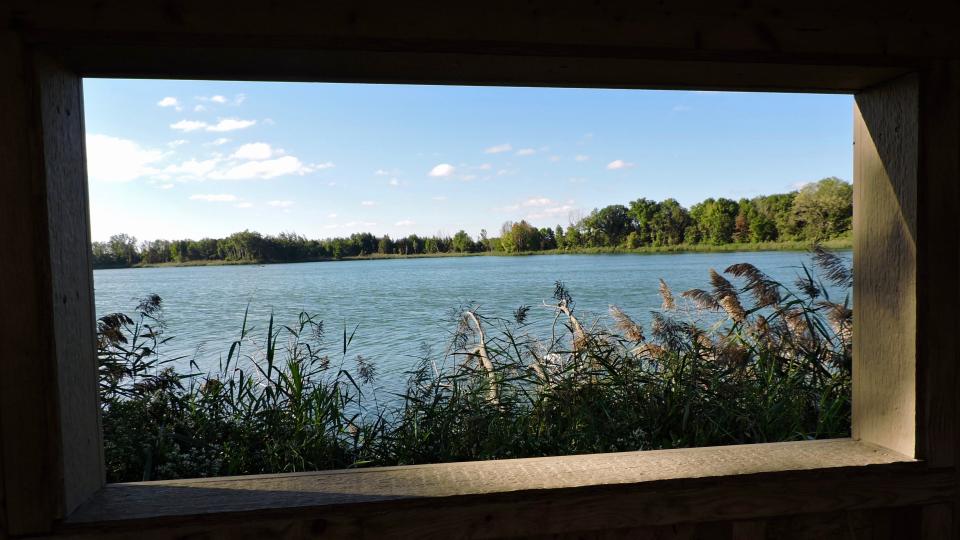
[99,246,852,482]
[92,177,851,269]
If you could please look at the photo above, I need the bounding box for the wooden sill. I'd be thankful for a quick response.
[61,439,952,538]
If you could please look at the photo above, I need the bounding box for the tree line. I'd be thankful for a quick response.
[91,177,851,268]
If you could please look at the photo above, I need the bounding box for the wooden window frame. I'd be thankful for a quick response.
[2,15,958,538]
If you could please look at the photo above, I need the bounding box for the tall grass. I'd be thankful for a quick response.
[99,247,851,482]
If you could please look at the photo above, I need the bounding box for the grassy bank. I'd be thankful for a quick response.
[99,247,852,482]
[111,237,852,270]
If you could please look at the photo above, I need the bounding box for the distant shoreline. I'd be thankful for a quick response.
[93,238,852,270]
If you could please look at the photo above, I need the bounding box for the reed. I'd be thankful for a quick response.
[100,247,852,481]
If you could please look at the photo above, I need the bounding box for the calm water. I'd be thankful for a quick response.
[94,251,851,396]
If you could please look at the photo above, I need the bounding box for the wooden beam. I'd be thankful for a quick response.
[853,75,919,458]
[7,1,960,61]
[60,440,949,539]
[0,33,102,536]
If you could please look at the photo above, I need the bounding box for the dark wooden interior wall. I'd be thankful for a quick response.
[2,2,959,538]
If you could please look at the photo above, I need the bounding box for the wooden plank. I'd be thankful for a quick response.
[917,60,960,469]
[34,52,104,517]
[853,75,919,458]
[62,439,928,532]
[916,59,960,540]
[0,31,62,536]
[7,1,960,61]
[51,45,910,94]
[58,458,952,538]
[0,36,103,536]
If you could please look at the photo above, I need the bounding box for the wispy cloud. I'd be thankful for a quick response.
[208,156,314,180]
[574,154,590,162]
[85,134,164,182]
[606,159,634,170]
[360,200,377,207]
[235,202,254,209]
[432,195,448,201]
[395,219,415,227]
[389,178,400,186]
[189,193,237,202]
[429,163,455,177]
[515,148,536,156]
[484,143,512,154]
[267,200,294,208]
[170,120,207,132]
[231,142,274,160]
[207,118,256,132]
[157,97,181,110]
[159,183,175,190]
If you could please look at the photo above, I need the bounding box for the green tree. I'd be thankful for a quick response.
[451,230,474,253]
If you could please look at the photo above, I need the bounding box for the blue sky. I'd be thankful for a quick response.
[82,79,853,242]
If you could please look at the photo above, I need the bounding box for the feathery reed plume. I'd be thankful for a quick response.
[461,309,498,403]
[725,263,781,307]
[794,273,821,299]
[811,244,853,288]
[659,279,676,310]
[609,305,645,342]
[709,269,746,322]
[549,281,587,351]
[682,288,720,311]
[817,301,853,342]
[355,354,377,385]
[514,305,531,324]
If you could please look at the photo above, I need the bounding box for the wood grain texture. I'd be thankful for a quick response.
[57,463,952,539]
[67,439,912,525]
[6,1,960,61]
[853,75,919,458]
[35,53,104,517]
[0,31,62,536]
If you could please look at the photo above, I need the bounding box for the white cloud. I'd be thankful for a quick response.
[167,139,188,148]
[523,197,552,207]
[194,104,207,112]
[210,95,228,104]
[267,200,294,208]
[157,97,180,108]
[170,120,208,132]
[515,148,536,156]
[606,159,634,170]
[389,178,400,186]
[189,193,237,202]
[478,163,492,170]
[313,161,335,170]
[429,163,456,177]
[575,154,590,162]
[374,169,390,176]
[484,143,512,154]
[232,142,274,160]
[235,202,254,209]
[163,158,221,179]
[234,94,246,105]
[209,137,231,146]
[159,183,175,190]
[360,200,377,207]
[528,204,578,220]
[86,134,164,182]
[209,155,313,180]
[395,220,415,227]
[206,118,256,132]
[327,213,338,219]
[549,155,561,162]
